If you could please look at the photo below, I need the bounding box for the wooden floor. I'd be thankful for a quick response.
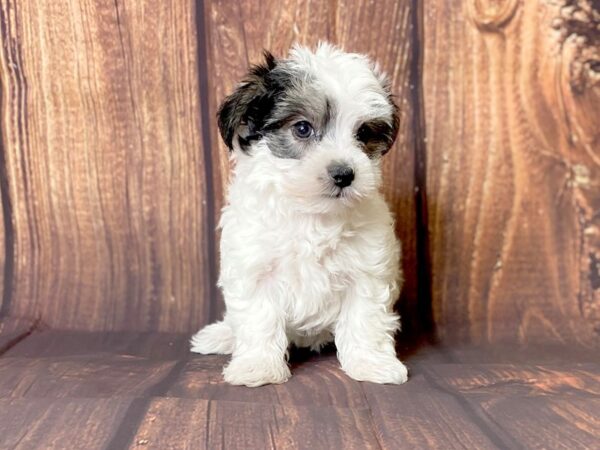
[0,319,598,450]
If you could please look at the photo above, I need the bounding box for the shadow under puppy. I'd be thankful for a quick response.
[191,43,407,387]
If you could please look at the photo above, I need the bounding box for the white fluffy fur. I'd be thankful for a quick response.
[191,43,408,387]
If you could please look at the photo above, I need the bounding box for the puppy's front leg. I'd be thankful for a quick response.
[335,283,408,384]
[223,301,290,387]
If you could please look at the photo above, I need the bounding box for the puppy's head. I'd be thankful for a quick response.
[218,43,399,213]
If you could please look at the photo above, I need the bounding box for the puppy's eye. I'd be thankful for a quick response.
[292,121,314,139]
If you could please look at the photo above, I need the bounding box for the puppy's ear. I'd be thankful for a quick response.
[217,51,278,151]
[384,97,400,155]
[370,63,399,155]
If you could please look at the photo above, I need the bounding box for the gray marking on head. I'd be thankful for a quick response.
[218,48,399,159]
[261,66,335,159]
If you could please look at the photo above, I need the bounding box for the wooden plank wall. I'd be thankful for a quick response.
[0,1,421,334]
[0,0,597,346]
[0,0,211,332]
[423,0,599,345]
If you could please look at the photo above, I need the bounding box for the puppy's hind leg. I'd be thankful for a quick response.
[190,320,235,355]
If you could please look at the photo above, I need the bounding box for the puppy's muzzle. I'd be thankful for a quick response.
[327,162,355,188]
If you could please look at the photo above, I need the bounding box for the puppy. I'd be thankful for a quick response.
[191,43,407,387]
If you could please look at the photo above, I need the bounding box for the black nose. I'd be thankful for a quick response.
[328,163,355,188]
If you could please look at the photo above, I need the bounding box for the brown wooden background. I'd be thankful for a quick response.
[0,0,598,346]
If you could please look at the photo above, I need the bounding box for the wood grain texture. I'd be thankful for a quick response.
[0,190,4,315]
[423,0,600,345]
[0,398,132,450]
[0,317,37,355]
[431,363,600,398]
[0,96,8,318]
[482,397,600,450]
[0,356,178,398]
[131,398,381,450]
[361,377,500,449]
[0,0,210,331]
[1,331,599,449]
[202,0,421,332]
[426,362,600,449]
[442,342,600,364]
[4,330,192,359]
[0,0,596,354]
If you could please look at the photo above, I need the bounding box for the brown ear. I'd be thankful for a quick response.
[217,51,277,151]
[386,97,400,155]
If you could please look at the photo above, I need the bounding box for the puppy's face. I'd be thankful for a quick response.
[218,44,399,213]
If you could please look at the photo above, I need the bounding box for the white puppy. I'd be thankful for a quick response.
[191,43,408,387]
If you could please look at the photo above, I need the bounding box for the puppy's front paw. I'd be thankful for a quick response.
[223,356,291,387]
[342,356,408,385]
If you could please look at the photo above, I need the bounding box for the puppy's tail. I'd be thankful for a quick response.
[190,320,235,355]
